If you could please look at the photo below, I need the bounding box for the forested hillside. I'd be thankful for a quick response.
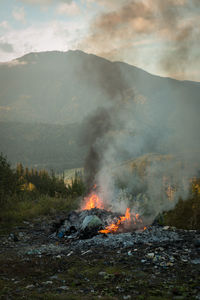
[0,121,86,171]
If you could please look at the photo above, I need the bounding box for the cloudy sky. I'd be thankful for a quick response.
[0,0,199,81]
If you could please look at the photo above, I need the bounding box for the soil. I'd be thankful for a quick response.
[0,214,200,300]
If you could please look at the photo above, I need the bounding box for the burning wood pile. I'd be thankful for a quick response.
[55,191,146,241]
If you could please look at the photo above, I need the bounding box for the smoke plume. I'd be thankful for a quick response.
[80,58,134,192]
[79,0,200,78]
[79,0,200,221]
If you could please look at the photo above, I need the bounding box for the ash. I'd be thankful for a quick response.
[71,226,181,251]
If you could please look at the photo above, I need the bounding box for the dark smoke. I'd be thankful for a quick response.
[79,58,134,192]
[81,108,112,190]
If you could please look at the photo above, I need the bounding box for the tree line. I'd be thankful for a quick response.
[0,153,85,206]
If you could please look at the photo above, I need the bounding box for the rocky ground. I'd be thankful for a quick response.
[0,213,200,300]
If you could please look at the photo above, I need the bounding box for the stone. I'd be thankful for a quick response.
[99,272,107,276]
[42,281,53,285]
[25,284,35,289]
[191,259,200,265]
[146,253,155,259]
[50,275,59,280]
[163,226,170,230]
[58,286,69,291]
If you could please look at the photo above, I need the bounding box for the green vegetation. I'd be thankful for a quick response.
[1,152,200,230]
[0,194,80,229]
[0,153,21,206]
[0,153,85,229]
[164,178,200,229]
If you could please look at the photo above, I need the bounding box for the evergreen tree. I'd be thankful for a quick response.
[0,153,20,204]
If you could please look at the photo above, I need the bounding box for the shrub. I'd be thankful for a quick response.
[0,194,79,228]
[164,179,200,229]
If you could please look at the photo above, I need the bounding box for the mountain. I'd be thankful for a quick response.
[0,50,200,170]
[0,50,199,124]
[0,121,86,171]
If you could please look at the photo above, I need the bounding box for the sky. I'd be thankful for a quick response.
[0,0,200,81]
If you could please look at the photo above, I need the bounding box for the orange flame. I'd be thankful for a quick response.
[99,208,131,234]
[81,191,146,234]
[81,193,104,210]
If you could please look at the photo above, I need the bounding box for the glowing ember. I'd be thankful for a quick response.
[81,193,104,210]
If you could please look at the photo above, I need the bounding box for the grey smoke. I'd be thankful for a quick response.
[79,0,200,78]
[79,1,200,221]
[79,57,134,193]
[81,58,200,221]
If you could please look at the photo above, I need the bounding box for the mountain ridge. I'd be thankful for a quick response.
[0,50,200,170]
[0,50,199,125]
[4,49,200,84]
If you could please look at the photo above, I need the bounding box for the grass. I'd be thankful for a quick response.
[0,249,199,300]
[0,193,79,230]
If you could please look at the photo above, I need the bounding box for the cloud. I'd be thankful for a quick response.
[79,0,200,79]
[0,42,14,53]
[12,7,26,23]
[17,0,73,5]
[56,2,80,16]
[17,0,52,4]
[0,20,86,62]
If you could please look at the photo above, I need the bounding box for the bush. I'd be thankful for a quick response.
[164,179,200,229]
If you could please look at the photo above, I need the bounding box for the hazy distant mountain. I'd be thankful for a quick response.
[0,121,86,171]
[0,50,199,124]
[0,50,200,170]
